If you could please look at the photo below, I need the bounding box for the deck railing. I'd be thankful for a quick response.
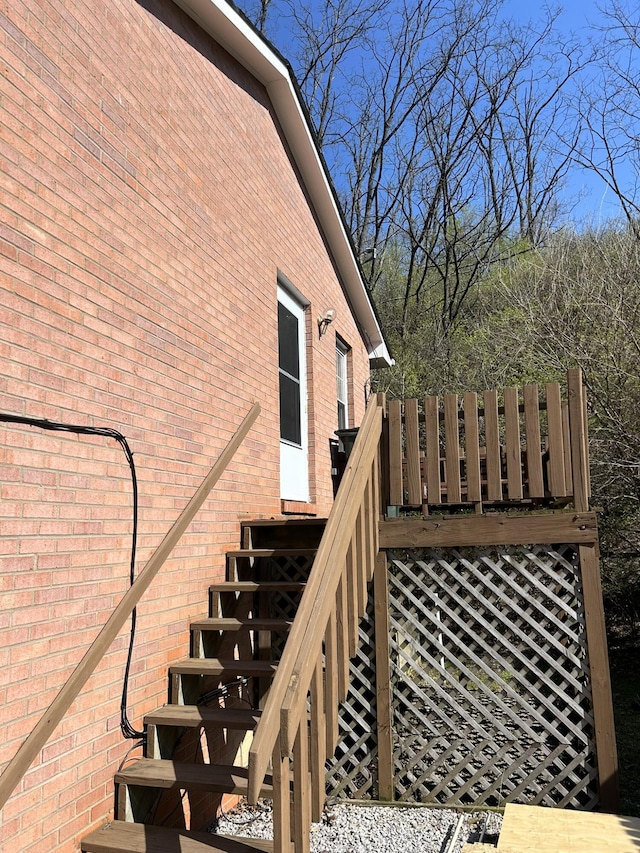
[383,369,589,513]
[0,403,261,813]
[247,395,384,853]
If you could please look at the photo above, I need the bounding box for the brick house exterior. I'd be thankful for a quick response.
[0,0,390,849]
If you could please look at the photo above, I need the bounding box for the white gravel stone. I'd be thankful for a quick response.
[214,801,503,852]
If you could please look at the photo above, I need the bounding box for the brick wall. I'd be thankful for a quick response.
[0,0,371,848]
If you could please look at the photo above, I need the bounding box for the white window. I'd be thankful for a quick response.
[336,339,348,431]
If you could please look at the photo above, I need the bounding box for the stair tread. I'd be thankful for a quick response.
[191,617,292,631]
[144,704,261,729]
[169,658,278,676]
[82,821,273,853]
[226,548,317,557]
[209,581,305,591]
[115,759,273,796]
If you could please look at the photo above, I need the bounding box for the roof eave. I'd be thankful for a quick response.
[172,0,393,367]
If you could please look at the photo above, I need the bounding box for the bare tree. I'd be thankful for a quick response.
[572,2,640,230]
[237,0,582,344]
[356,5,582,342]
[278,0,389,144]
[240,0,273,33]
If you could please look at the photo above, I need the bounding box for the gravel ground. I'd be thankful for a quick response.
[214,800,503,852]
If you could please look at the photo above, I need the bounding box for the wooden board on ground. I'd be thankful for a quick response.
[497,804,640,852]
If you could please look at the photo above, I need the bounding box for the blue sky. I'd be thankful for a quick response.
[508,0,606,34]
[250,0,633,228]
[561,0,632,225]
[506,0,626,225]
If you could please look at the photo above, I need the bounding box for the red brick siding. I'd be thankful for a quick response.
[0,0,370,848]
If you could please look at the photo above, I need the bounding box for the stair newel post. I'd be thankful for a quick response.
[310,657,327,822]
[293,715,312,853]
[272,742,292,853]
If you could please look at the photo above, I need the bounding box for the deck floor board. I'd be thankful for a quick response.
[497,804,640,852]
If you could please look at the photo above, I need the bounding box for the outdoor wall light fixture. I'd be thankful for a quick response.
[318,308,336,337]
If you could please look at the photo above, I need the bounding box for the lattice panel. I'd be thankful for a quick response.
[325,590,379,800]
[265,555,309,619]
[387,545,598,808]
[260,554,312,659]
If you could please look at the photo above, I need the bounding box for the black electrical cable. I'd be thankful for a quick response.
[0,412,143,739]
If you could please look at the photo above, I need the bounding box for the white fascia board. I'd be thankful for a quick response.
[172,0,393,367]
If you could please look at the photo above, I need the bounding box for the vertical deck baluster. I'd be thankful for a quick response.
[524,384,544,497]
[293,718,311,853]
[504,386,523,500]
[364,473,375,583]
[425,395,441,506]
[583,385,591,498]
[388,399,403,507]
[310,659,326,822]
[377,393,390,510]
[546,383,566,497]
[336,570,349,703]
[484,390,502,501]
[272,744,291,853]
[405,398,421,505]
[345,540,358,658]
[325,610,339,755]
[444,394,461,503]
[464,392,482,509]
[562,401,573,495]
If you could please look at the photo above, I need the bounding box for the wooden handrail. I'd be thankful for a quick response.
[279,409,383,751]
[0,402,260,812]
[247,397,383,807]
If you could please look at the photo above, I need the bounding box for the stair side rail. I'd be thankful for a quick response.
[0,402,261,812]
[247,396,384,851]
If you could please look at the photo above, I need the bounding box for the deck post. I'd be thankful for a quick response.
[568,368,619,812]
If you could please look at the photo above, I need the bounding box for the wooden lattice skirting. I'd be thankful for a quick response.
[325,589,378,800]
[326,537,613,809]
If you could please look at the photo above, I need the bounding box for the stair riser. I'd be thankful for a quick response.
[146,722,255,763]
[241,519,326,549]
[191,626,291,660]
[170,672,255,706]
[208,584,305,618]
[116,776,274,824]
[226,552,315,585]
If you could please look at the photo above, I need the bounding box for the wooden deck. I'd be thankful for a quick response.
[464,803,640,852]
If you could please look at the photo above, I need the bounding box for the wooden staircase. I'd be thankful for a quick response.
[81,518,325,853]
[0,399,385,853]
